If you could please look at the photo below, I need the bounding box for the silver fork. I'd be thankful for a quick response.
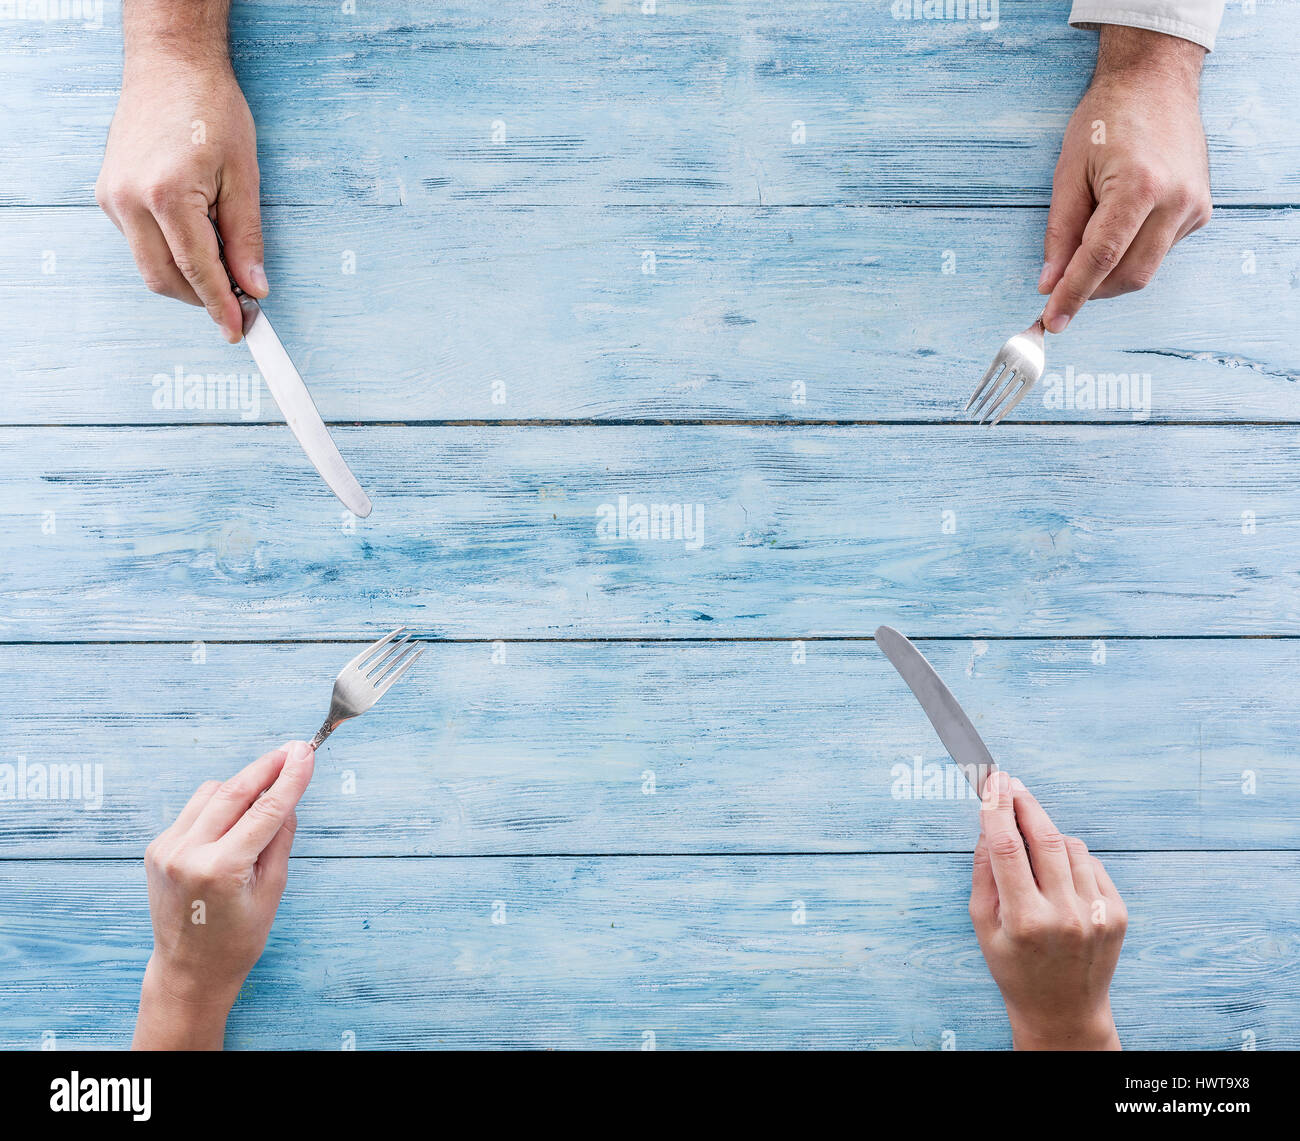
[309,627,424,749]
[966,311,1047,426]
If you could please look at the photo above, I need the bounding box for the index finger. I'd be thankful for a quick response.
[1008,778,1075,900]
[979,771,1038,911]
[189,745,290,843]
[220,741,315,860]
[969,836,999,931]
[1043,189,1151,333]
[153,201,244,342]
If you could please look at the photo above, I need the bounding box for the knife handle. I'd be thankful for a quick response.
[208,216,247,298]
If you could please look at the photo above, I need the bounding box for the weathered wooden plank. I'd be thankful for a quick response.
[1,425,1297,640]
[2,1,1297,207]
[5,206,1296,425]
[1,639,1296,857]
[0,854,1293,1049]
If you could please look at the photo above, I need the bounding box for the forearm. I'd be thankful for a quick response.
[132,956,238,1051]
[123,0,232,70]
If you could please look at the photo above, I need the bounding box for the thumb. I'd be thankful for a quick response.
[256,809,298,892]
[215,169,268,299]
[1041,172,1093,295]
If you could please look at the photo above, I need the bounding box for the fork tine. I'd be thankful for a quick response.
[369,637,420,685]
[989,375,1034,425]
[971,367,1016,419]
[374,646,424,695]
[371,644,421,686]
[344,627,406,673]
[980,381,1020,424]
[363,634,414,680]
[965,359,1005,412]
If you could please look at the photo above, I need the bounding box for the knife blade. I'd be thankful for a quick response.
[210,218,372,518]
[237,296,372,518]
[874,625,997,798]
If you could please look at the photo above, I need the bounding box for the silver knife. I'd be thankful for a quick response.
[874,625,997,798]
[212,221,373,518]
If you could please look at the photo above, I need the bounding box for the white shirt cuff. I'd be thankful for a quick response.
[1068,2,1225,51]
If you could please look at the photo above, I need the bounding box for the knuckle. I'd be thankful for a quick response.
[1032,828,1069,856]
[1120,267,1156,292]
[140,177,185,214]
[1043,221,1074,249]
[1006,914,1046,943]
[214,777,252,805]
[171,251,206,284]
[94,172,125,207]
[103,187,136,220]
[190,854,227,886]
[1065,836,1090,860]
[248,794,285,825]
[1127,168,1162,205]
[988,832,1023,861]
[141,272,178,298]
[233,223,264,253]
[1059,283,1090,307]
[1085,239,1125,275]
[1165,183,1195,213]
[1056,910,1088,942]
[156,849,187,881]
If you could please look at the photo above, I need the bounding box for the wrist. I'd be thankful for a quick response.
[123,43,233,82]
[1094,25,1204,91]
[132,956,241,1050]
[123,0,232,74]
[1008,1005,1121,1051]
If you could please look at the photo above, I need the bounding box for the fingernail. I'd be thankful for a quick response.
[249,263,268,295]
[1045,312,1070,335]
[1010,777,1026,792]
[1037,262,1053,291]
[287,741,310,762]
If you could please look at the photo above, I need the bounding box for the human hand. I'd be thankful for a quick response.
[132,742,314,1050]
[969,770,1127,1050]
[96,43,265,343]
[1040,25,1212,334]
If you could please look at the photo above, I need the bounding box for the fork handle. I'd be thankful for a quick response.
[309,720,338,751]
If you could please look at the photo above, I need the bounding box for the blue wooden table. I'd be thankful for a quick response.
[2,0,1299,1049]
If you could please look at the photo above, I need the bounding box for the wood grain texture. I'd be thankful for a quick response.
[1,639,1297,858]
[2,0,1297,207]
[5,0,1299,1052]
[0,854,1294,1050]
[5,206,1297,425]
[2,425,1297,640]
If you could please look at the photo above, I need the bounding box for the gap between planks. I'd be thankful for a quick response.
[4,849,1295,863]
[6,420,1300,429]
[2,635,1299,646]
[2,203,1295,211]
